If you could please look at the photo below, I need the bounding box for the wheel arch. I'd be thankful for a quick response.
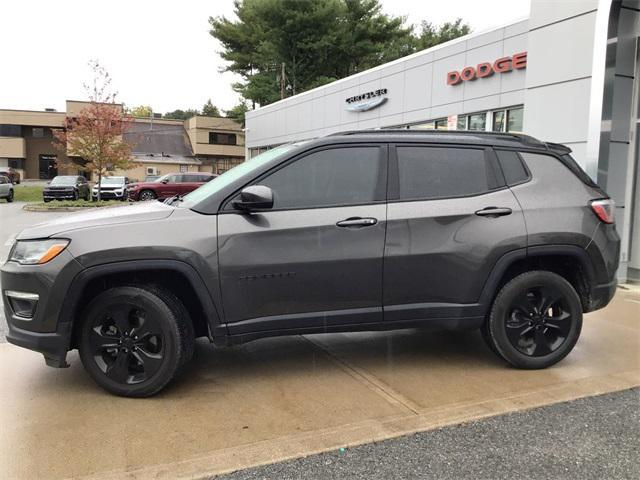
[479,245,598,313]
[62,259,223,350]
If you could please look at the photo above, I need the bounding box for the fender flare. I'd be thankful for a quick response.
[478,245,597,308]
[59,259,223,342]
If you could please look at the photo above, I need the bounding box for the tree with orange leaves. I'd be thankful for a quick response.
[53,60,136,201]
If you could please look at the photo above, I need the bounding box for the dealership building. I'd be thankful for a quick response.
[245,0,640,283]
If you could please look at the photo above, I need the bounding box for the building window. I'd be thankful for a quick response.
[493,111,506,132]
[209,132,237,145]
[32,127,44,138]
[180,164,188,173]
[0,124,21,137]
[507,107,524,133]
[468,113,486,131]
[434,119,448,130]
[457,116,468,130]
[409,121,435,130]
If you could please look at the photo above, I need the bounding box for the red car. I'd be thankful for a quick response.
[128,172,216,201]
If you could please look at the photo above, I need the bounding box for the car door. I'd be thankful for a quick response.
[178,174,200,195]
[383,144,527,323]
[217,144,388,334]
[158,174,180,198]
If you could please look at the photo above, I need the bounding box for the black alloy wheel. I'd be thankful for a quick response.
[483,271,582,369]
[505,286,573,357]
[87,304,165,385]
[79,286,194,397]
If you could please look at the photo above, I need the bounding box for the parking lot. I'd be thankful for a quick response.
[1,202,639,479]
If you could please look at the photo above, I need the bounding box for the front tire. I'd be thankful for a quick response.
[78,286,194,397]
[483,271,583,369]
[139,189,156,201]
[7,189,14,202]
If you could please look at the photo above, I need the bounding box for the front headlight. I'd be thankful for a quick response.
[9,239,70,265]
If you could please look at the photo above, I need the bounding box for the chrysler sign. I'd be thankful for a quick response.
[346,88,388,112]
[447,52,527,85]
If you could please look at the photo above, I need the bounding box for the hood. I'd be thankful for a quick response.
[17,201,175,240]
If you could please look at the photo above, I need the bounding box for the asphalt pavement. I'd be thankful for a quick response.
[215,388,640,480]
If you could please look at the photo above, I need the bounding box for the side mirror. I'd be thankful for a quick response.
[161,179,169,184]
[233,185,273,211]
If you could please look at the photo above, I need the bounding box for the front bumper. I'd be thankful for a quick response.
[43,191,76,200]
[93,190,125,199]
[1,250,83,367]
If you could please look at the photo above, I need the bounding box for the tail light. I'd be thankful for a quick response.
[590,199,615,224]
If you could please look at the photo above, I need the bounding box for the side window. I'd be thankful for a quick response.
[0,176,6,184]
[258,147,385,210]
[167,175,179,183]
[396,147,499,200]
[496,150,529,185]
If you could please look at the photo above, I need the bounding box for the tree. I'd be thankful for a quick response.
[201,99,221,117]
[52,60,136,201]
[225,102,249,126]
[414,18,471,51]
[127,105,153,117]
[163,109,199,120]
[209,0,469,107]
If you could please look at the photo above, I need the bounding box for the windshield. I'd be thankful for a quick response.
[100,177,125,185]
[50,176,77,186]
[180,143,305,208]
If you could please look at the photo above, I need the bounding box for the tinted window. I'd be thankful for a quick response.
[258,147,384,209]
[397,147,497,200]
[0,176,6,184]
[209,132,237,145]
[496,150,529,185]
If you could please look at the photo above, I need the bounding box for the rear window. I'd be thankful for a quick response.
[396,147,500,200]
[495,150,529,185]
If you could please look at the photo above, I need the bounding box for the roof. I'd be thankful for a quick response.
[125,121,194,157]
[132,153,201,165]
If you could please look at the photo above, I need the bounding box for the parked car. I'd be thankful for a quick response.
[1,130,620,397]
[92,176,129,201]
[144,175,160,182]
[0,175,13,202]
[128,172,216,201]
[0,167,20,184]
[43,175,90,202]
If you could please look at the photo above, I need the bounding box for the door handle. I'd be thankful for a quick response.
[475,207,512,217]
[336,217,378,228]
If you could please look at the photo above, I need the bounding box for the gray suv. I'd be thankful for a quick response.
[1,131,620,397]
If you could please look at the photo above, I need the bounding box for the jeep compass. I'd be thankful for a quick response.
[1,131,620,396]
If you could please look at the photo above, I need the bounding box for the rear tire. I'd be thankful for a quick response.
[7,189,13,202]
[78,285,194,397]
[483,271,582,369]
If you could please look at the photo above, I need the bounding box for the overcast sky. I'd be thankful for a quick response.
[0,0,530,114]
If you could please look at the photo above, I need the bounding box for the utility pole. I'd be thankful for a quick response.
[280,62,286,100]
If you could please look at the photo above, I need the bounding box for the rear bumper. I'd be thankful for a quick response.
[589,277,617,312]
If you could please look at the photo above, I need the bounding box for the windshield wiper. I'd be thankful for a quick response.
[164,194,183,206]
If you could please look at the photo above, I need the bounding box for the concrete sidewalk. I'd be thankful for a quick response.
[0,287,638,479]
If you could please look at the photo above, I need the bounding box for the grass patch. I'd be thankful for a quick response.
[29,200,128,209]
[13,184,44,202]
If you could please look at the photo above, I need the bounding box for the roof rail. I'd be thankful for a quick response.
[327,129,544,146]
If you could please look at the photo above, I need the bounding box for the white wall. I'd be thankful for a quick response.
[246,20,529,149]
